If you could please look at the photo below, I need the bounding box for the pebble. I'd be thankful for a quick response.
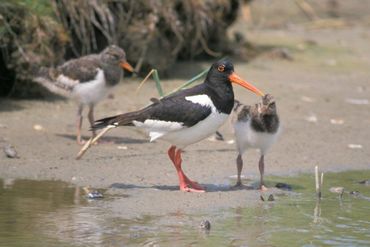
[358,179,370,185]
[305,113,318,123]
[329,187,344,195]
[349,191,360,196]
[87,191,104,199]
[345,98,369,105]
[33,124,44,131]
[226,139,235,145]
[330,118,344,125]
[275,182,292,191]
[199,220,211,230]
[300,96,315,103]
[3,144,19,158]
[348,144,363,149]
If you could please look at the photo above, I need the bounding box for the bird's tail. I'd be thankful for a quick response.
[92,110,144,130]
[32,66,74,98]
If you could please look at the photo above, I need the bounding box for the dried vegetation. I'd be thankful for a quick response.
[1,0,242,96]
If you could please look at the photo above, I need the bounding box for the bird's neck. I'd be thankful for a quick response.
[205,79,234,114]
[102,64,123,86]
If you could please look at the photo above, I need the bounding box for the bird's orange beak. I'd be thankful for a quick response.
[120,61,135,73]
[229,72,264,96]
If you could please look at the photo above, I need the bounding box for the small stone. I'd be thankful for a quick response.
[300,96,315,103]
[267,194,275,201]
[33,124,44,131]
[345,98,369,105]
[87,191,104,199]
[275,182,292,191]
[348,144,362,149]
[117,146,128,150]
[3,144,19,158]
[358,180,370,185]
[226,139,235,144]
[329,187,344,194]
[83,187,104,199]
[330,118,344,125]
[350,191,360,196]
[199,220,211,230]
[305,113,318,123]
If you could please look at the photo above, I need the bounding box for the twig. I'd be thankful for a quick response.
[295,0,319,21]
[315,165,321,199]
[76,125,115,160]
[135,69,156,95]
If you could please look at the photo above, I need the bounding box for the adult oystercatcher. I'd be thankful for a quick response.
[33,45,134,144]
[93,60,264,192]
[232,94,280,190]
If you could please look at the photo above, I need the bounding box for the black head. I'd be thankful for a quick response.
[206,59,264,97]
[100,45,134,72]
[206,59,234,84]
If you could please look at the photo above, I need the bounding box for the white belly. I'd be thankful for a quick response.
[71,69,107,105]
[162,112,229,148]
[234,119,280,155]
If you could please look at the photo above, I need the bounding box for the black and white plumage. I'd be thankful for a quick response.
[232,94,280,190]
[33,45,134,144]
[93,60,264,192]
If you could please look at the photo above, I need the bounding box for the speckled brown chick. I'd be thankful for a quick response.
[33,45,134,144]
[232,94,280,190]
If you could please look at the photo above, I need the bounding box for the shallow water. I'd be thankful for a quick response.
[0,170,370,246]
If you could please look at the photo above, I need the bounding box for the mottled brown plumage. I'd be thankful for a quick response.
[33,45,134,144]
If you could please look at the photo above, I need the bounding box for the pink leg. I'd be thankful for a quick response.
[168,146,205,192]
[76,104,85,145]
[87,104,97,138]
[259,155,268,191]
[168,146,176,163]
[235,154,243,187]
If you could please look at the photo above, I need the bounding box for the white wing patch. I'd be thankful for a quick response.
[185,95,215,110]
[132,119,184,142]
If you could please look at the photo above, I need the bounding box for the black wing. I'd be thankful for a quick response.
[137,84,212,127]
[93,84,212,129]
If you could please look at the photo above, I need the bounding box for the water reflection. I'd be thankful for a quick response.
[0,170,370,246]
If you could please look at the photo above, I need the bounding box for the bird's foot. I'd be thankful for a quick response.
[260,185,268,191]
[77,139,87,145]
[180,184,206,193]
[184,177,205,191]
[231,181,253,190]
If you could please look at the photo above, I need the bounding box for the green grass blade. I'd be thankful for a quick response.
[165,67,208,96]
[152,69,164,96]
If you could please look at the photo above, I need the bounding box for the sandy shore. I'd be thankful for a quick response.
[1,23,369,217]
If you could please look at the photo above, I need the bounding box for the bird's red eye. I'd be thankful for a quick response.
[218,65,225,72]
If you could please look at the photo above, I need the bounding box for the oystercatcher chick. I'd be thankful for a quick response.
[232,94,280,190]
[33,45,134,144]
[92,60,264,192]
